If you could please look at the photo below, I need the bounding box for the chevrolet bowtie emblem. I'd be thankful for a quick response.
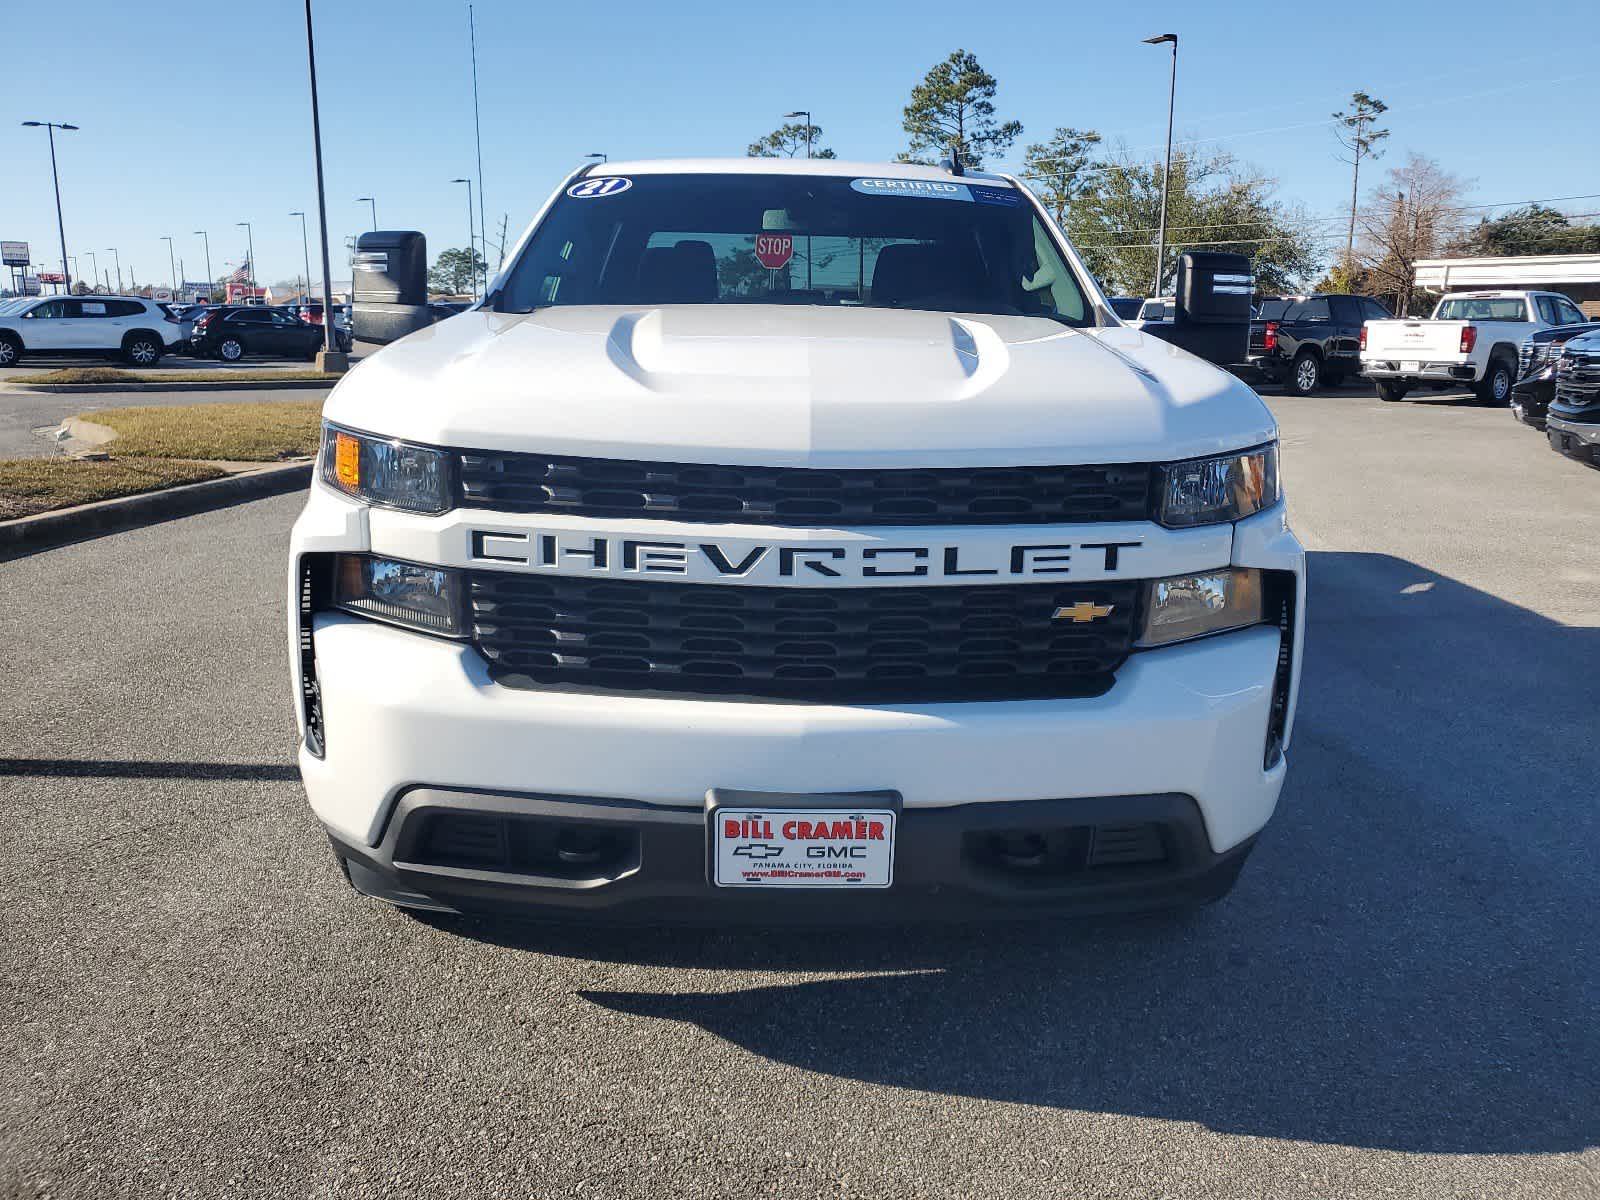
[1052,601,1115,623]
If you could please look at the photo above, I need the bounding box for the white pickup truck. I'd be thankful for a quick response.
[288,157,1304,923]
[1360,290,1589,404]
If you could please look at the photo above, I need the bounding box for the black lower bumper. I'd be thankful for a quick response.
[1511,379,1553,429]
[327,787,1255,924]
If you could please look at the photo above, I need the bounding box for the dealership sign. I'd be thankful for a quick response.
[36,271,66,284]
[1,241,29,267]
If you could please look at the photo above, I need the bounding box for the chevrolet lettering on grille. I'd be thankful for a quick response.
[468,529,1142,583]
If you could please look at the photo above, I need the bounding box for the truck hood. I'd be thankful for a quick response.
[326,306,1276,467]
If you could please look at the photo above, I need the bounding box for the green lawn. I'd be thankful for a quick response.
[0,457,227,520]
[78,400,325,461]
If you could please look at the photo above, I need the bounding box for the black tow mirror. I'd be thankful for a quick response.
[1139,252,1254,366]
[352,230,435,345]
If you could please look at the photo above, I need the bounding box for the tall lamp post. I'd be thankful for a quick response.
[356,197,377,231]
[193,230,213,300]
[290,211,312,303]
[21,120,77,294]
[236,221,256,299]
[106,247,123,293]
[450,178,477,300]
[161,235,177,294]
[782,110,815,289]
[783,109,813,159]
[85,250,99,294]
[305,0,346,369]
[1143,32,1178,299]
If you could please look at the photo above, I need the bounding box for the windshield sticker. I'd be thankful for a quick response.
[851,178,972,202]
[567,176,633,199]
[969,185,1021,207]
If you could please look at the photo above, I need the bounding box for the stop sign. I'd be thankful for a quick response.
[754,233,793,271]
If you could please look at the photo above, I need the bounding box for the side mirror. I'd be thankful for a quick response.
[1140,252,1254,365]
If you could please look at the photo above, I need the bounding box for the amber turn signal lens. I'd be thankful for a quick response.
[333,430,361,488]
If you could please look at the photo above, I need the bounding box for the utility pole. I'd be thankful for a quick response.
[194,230,213,299]
[161,235,177,293]
[237,221,255,297]
[22,120,78,293]
[451,178,477,299]
[469,3,487,297]
[1143,33,1178,298]
[305,0,346,369]
[291,210,312,302]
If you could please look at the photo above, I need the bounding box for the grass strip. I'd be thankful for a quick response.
[78,400,324,461]
[0,457,227,520]
[13,367,337,384]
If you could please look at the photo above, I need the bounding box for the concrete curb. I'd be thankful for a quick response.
[4,378,337,394]
[0,461,312,555]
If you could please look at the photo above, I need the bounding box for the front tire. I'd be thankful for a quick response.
[1288,350,1321,396]
[1477,359,1513,406]
[217,336,245,363]
[0,334,20,367]
[1376,380,1409,402]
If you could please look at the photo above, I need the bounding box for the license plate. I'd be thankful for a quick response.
[712,808,896,888]
[1401,361,1421,373]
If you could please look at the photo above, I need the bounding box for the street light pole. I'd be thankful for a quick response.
[21,120,78,294]
[290,211,312,303]
[783,109,812,159]
[450,179,477,300]
[468,4,487,293]
[106,247,122,293]
[86,250,98,294]
[193,232,212,300]
[1143,33,1179,299]
[305,0,345,367]
[357,197,377,231]
[161,235,176,294]
[236,221,255,299]
[783,110,814,290]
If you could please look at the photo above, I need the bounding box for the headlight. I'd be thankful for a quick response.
[332,554,466,637]
[1135,568,1264,648]
[319,423,450,513]
[1156,443,1279,527]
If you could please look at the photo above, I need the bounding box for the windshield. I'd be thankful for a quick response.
[1433,297,1529,321]
[1256,299,1293,321]
[495,173,1090,324]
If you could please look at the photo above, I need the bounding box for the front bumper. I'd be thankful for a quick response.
[1510,378,1553,429]
[1547,409,1600,463]
[289,491,1304,918]
[329,787,1255,922]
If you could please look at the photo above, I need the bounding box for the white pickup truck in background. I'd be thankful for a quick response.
[1359,290,1589,404]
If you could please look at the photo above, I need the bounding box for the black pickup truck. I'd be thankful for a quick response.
[1246,293,1393,395]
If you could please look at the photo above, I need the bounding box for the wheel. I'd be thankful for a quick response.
[122,333,163,367]
[217,336,245,362]
[1477,358,1513,406]
[1375,380,1409,402]
[1288,350,1321,396]
[0,334,20,367]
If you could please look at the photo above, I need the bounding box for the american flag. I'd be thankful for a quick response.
[229,259,251,282]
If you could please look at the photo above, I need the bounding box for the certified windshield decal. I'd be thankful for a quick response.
[567,176,633,198]
[851,177,972,202]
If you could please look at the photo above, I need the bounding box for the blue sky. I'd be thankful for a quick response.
[6,0,1599,292]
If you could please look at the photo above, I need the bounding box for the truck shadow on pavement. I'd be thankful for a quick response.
[449,551,1600,1155]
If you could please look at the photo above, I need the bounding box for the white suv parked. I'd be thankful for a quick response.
[0,296,181,367]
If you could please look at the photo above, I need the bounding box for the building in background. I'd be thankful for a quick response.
[1415,253,1600,316]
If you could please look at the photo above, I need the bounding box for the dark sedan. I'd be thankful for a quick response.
[1512,321,1600,430]
[190,305,351,361]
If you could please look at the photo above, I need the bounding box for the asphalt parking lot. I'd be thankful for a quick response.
[1,388,1596,1198]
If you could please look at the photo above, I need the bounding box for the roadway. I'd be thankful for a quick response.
[1,388,1596,1198]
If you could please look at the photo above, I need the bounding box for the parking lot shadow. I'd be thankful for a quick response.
[457,552,1600,1155]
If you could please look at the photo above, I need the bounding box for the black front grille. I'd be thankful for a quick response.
[470,572,1140,702]
[457,451,1153,527]
[1556,348,1600,410]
